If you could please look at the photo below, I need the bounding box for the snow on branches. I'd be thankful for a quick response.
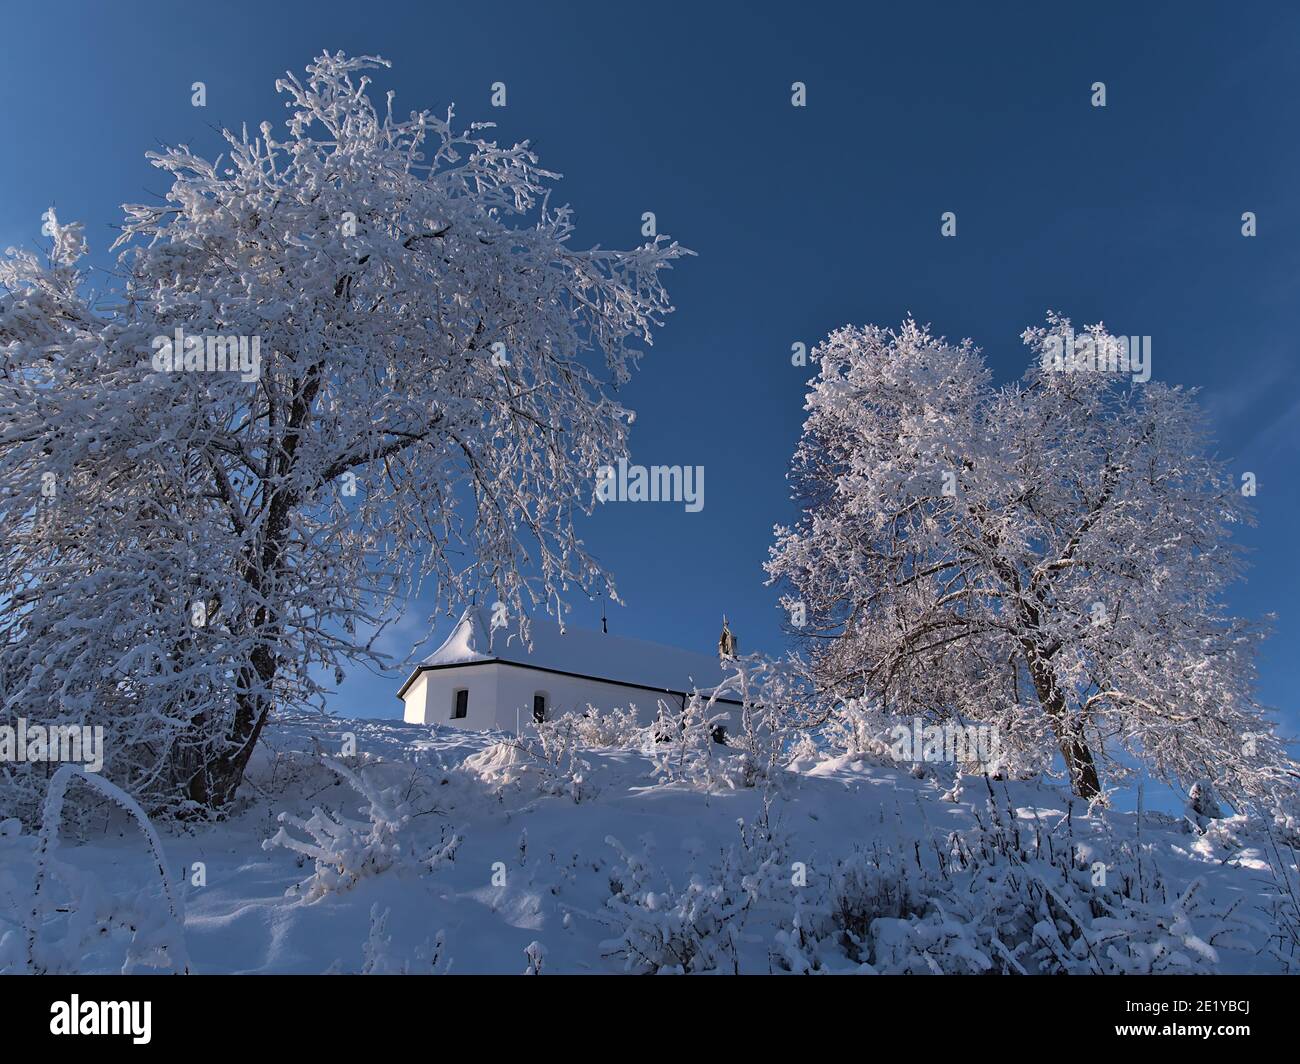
[0,51,691,819]
[263,755,460,902]
[2,766,190,975]
[767,314,1293,807]
[593,812,787,974]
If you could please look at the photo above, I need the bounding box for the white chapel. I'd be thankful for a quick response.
[398,607,740,732]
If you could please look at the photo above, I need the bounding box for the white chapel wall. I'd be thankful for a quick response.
[405,662,699,732]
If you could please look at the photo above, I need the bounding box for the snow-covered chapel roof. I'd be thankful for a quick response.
[397,607,739,703]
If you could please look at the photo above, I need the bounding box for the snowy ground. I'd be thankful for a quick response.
[2,711,1296,975]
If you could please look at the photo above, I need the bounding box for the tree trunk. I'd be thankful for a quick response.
[184,366,324,813]
[1022,645,1101,800]
[184,450,298,811]
[185,674,274,811]
[185,579,284,811]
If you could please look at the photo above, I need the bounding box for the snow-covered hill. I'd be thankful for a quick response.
[3,711,1296,974]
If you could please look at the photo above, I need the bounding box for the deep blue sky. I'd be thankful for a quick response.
[2,2,1296,755]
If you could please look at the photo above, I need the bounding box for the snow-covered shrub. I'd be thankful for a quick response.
[650,693,730,790]
[594,835,744,974]
[360,904,397,975]
[772,789,1249,975]
[530,716,596,802]
[263,756,461,902]
[770,894,823,974]
[646,656,807,792]
[785,732,823,768]
[822,698,904,763]
[2,765,190,975]
[555,705,645,749]
[770,841,931,973]
[463,721,597,803]
[523,940,547,974]
[909,800,1241,974]
[710,655,802,789]
[355,904,451,975]
[1185,780,1226,832]
[460,741,534,788]
[823,697,1041,791]
[592,805,787,974]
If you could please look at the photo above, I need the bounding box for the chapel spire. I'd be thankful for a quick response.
[718,616,737,660]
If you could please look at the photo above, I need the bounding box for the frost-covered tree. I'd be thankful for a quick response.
[0,53,689,818]
[767,315,1292,805]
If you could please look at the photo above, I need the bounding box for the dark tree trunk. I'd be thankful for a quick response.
[184,365,321,813]
[1022,644,1101,800]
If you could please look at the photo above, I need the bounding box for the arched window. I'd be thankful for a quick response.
[532,693,547,724]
